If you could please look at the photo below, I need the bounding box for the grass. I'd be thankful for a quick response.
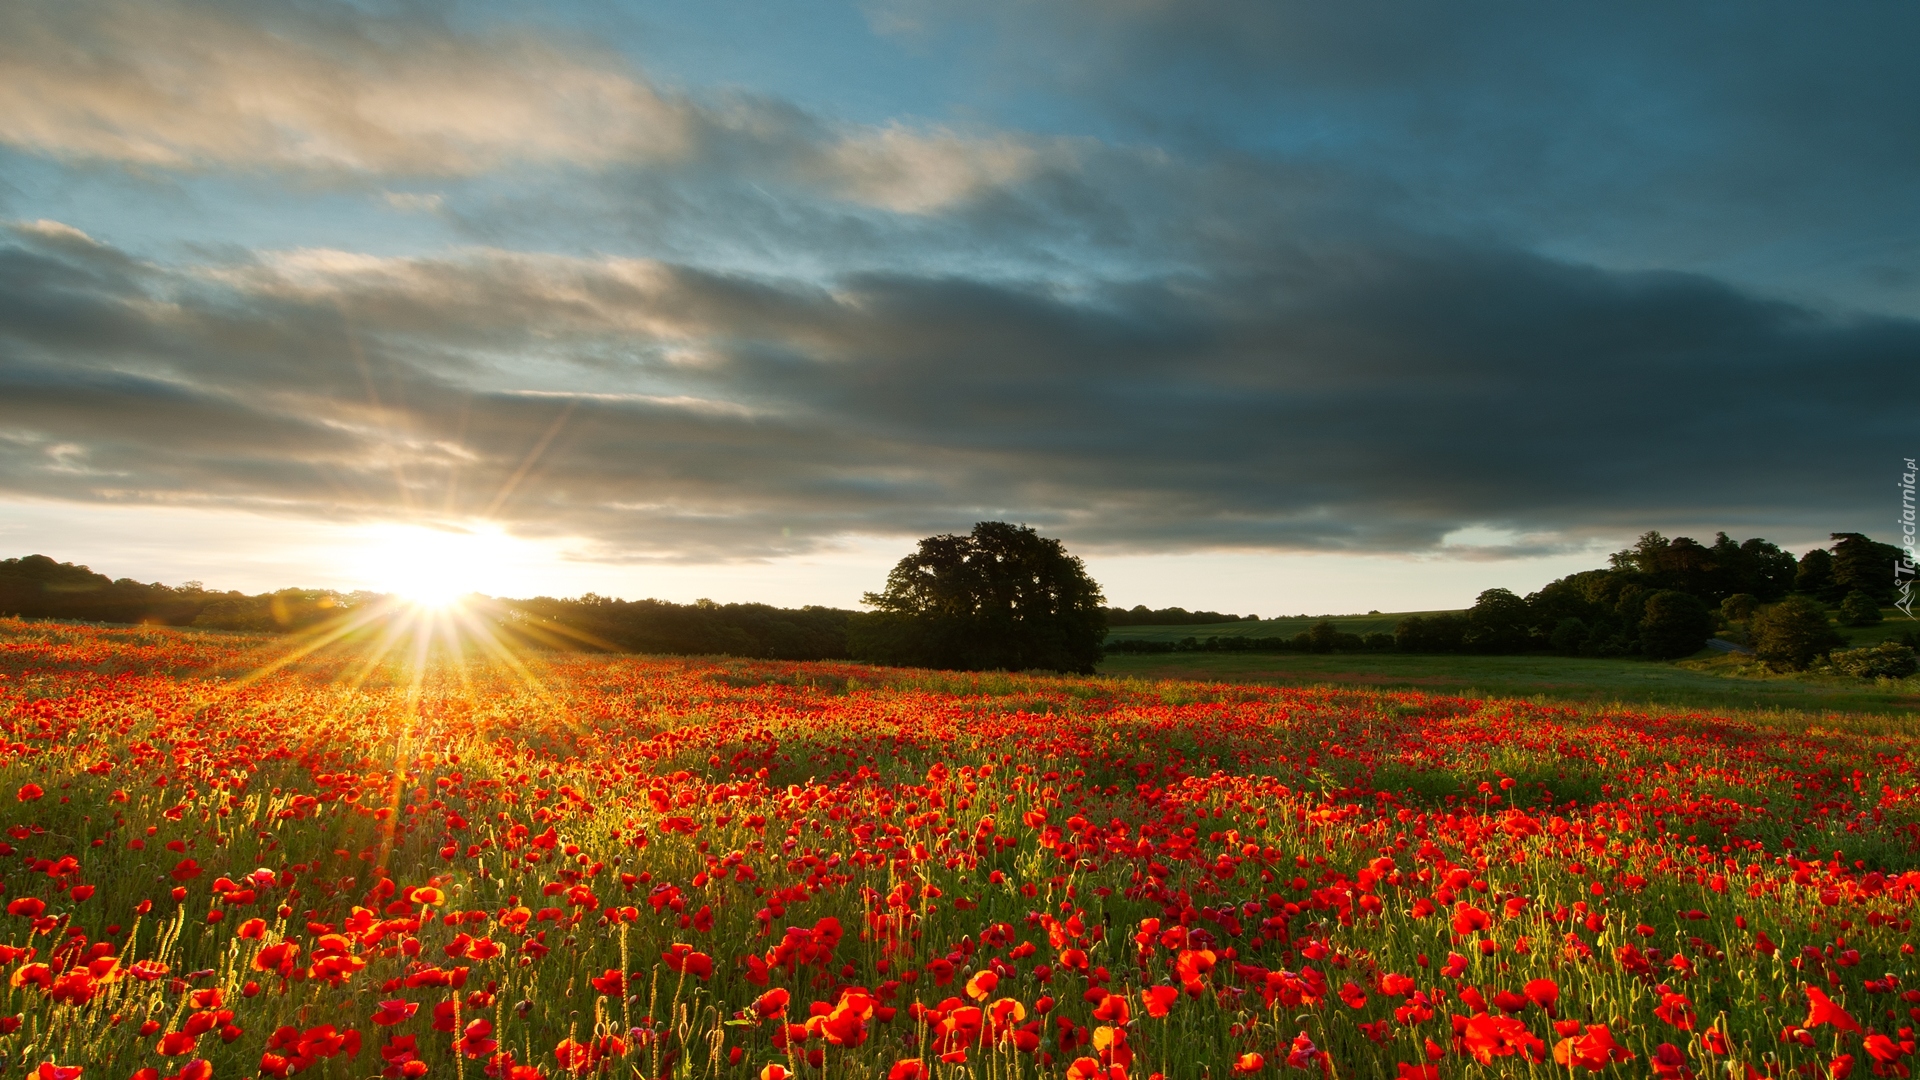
[1098,646,1920,716]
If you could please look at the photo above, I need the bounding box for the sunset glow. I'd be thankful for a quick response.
[355,524,520,608]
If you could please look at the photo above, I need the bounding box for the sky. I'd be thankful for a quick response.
[0,0,1914,614]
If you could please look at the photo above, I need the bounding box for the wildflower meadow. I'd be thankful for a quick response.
[2,617,1917,1079]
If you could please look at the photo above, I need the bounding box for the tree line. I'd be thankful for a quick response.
[0,555,357,631]
[1385,531,1909,672]
[1104,605,1259,627]
[0,554,861,661]
[8,524,1909,676]
[1107,622,1397,655]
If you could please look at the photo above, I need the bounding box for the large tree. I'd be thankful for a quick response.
[1638,590,1714,659]
[1830,533,1901,604]
[849,522,1107,673]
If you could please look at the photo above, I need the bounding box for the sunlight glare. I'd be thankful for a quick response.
[358,524,517,607]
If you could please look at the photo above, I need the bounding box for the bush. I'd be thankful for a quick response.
[1639,590,1714,659]
[1719,593,1758,623]
[1829,641,1918,679]
[1751,596,1846,671]
[1837,590,1883,626]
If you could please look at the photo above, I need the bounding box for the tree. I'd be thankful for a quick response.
[1830,533,1900,604]
[1305,619,1340,653]
[1464,588,1532,652]
[1638,590,1713,659]
[1794,548,1836,600]
[1739,538,1798,600]
[1393,613,1467,653]
[1751,596,1845,671]
[849,522,1107,673]
[1548,617,1588,655]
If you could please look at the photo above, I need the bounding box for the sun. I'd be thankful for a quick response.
[358,524,512,608]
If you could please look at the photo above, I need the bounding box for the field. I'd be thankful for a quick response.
[4,617,1920,1080]
[1097,651,1920,717]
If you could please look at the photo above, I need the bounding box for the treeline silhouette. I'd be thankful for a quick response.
[0,554,859,661]
[1392,531,1898,664]
[0,555,354,631]
[494,594,854,661]
[1108,622,1396,655]
[1104,605,1258,627]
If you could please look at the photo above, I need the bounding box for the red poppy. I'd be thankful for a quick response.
[1803,987,1861,1034]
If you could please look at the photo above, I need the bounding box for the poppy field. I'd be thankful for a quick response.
[3,617,1919,1079]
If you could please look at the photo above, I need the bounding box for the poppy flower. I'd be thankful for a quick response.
[1143,985,1179,1018]
[372,1001,418,1026]
[1803,987,1861,1034]
[1553,1024,1635,1071]
[754,988,790,1019]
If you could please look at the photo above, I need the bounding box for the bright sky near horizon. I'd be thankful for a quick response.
[0,1,1912,611]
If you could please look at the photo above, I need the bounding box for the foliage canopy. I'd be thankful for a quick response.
[850,521,1106,673]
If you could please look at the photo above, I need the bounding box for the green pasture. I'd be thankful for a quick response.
[1098,643,1920,717]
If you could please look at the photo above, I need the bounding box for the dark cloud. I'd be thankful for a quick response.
[874,0,1920,308]
[0,220,1908,559]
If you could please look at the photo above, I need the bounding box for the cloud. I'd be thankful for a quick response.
[813,126,1050,215]
[0,0,692,175]
[0,219,1910,561]
[0,0,1067,216]
[866,0,1920,311]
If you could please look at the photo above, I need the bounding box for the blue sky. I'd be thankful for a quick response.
[0,0,1913,611]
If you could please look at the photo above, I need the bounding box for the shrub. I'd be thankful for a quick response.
[1829,641,1918,679]
[1837,590,1883,626]
[1719,593,1758,623]
[1751,596,1845,671]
